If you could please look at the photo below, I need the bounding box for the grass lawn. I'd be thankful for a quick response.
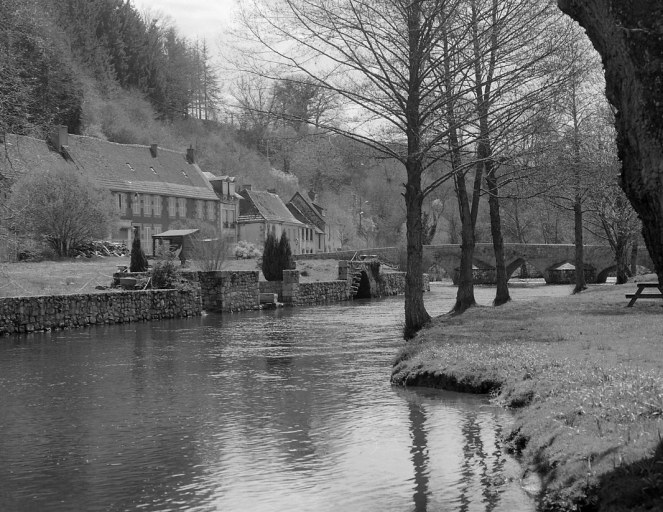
[392,281,663,511]
[0,256,347,297]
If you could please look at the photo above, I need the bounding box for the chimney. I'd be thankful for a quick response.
[267,188,277,194]
[240,184,252,191]
[150,144,158,158]
[186,145,195,164]
[50,125,68,152]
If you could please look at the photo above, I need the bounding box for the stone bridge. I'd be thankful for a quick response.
[297,244,654,284]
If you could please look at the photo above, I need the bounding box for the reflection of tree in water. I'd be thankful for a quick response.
[457,412,505,512]
[408,398,430,512]
[262,321,318,468]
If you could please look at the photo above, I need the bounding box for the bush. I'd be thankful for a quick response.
[235,240,261,259]
[150,254,180,289]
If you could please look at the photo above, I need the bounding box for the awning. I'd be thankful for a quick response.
[152,229,199,238]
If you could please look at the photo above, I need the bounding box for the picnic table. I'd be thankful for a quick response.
[625,282,663,307]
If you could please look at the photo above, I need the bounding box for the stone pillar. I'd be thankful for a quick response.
[282,270,300,304]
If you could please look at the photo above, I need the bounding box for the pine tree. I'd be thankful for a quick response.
[261,231,280,281]
[130,229,148,272]
[278,231,293,273]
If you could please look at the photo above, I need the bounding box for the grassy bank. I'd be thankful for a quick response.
[0,257,346,297]
[392,282,663,511]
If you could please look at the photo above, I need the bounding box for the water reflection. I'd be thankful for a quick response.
[0,284,542,511]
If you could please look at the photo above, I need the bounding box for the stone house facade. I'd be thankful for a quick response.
[237,188,307,253]
[286,191,328,254]
[0,126,238,254]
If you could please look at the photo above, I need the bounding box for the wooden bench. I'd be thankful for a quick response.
[626,282,663,307]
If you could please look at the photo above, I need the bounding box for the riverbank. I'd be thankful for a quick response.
[392,281,663,511]
[0,257,342,297]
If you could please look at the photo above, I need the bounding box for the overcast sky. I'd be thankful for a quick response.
[131,0,240,47]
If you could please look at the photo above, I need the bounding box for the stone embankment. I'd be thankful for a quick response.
[0,289,201,335]
[1,262,427,336]
[182,270,259,313]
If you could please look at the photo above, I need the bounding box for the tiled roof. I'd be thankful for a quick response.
[288,191,326,231]
[0,133,218,201]
[287,203,323,233]
[239,189,303,225]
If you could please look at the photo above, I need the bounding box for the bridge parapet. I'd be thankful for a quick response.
[297,244,653,284]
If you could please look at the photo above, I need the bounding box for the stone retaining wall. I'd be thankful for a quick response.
[183,271,259,312]
[256,267,428,306]
[0,289,201,335]
[295,281,350,305]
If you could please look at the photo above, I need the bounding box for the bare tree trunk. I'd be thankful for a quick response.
[471,0,509,306]
[442,13,477,315]
[486,161,510,304]
[404,159,431,337]
[630,240,638,276]
[615,238,630,284]
[453,171,477,313]
[573,196,587,292]
[403,1,430,337]
[558,0,663,287]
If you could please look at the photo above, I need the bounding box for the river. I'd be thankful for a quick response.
[0,282,573,511]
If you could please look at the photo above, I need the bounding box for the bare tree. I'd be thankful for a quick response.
[232,0,483,335]
[7,170,115,257]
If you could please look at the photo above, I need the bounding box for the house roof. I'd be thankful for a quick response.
[287,203,324,233]
[239,189,303,225]
[0,133,218,201]
[288,191,326,230]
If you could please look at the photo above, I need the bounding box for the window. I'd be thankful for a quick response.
[144,226,152,254]
[116,193,125,214]
[153,196,162,217]
[196,200,204,219]
[178,198,186,218]
[207,201,216,221]
[168,197,176,218]
[143,194,152,216]
[228,209,235,226]
[132,194,141,215]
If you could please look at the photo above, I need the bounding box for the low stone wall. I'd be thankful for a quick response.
[0,289,201,335]
[296,281,350,305]
[183,271,259,313]
[377,272,430,296]
[259,280,282,298]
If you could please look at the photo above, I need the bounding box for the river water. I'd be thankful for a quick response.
[0,282,573,512]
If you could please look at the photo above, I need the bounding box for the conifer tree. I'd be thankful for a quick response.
[261,231,280,281]
[278,231,293,273]
[130,228,148,272]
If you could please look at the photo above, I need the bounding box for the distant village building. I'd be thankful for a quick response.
[237,187,306,252]
[286,191,328,253]
[0,126,238,254]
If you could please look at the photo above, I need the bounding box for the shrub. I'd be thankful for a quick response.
[130,231,149,272]
[235,240,261,259]
[150,254,179,289]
